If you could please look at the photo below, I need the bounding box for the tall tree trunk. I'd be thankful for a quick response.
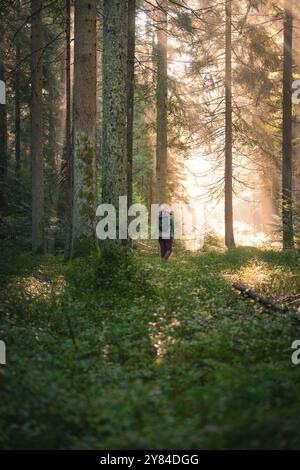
[155,1,168,205]
[31,0,44,253]
[0,70,7,177]
[127,0,136,210]
[282,0,294,249]
[15,0,21,173]
[47,70,61,253]
[0,19,8,189]
[72,0,97,255]
[0,64,7,180]
[47,94,56,253]
[15,47,21,173]
[0,56,8,215]
[147,25,157,207]
[102,0,128,236]
[49,52,66,253]
[224,0,235,247]
[64,0,72,260]
[292,0,300,236]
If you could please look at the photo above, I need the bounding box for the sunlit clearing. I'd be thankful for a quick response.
[165,3,280,251]
[223,259,298,297]
[181,149,277,249]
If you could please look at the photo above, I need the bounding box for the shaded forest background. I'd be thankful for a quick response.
[0,0,300,252]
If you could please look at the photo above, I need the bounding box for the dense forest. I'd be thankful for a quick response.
[1,0,300,452]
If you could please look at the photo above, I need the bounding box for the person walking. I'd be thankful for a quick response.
[158,206,174,262]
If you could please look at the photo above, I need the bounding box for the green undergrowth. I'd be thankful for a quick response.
[0,240,300,449]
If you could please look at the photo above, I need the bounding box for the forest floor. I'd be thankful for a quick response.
[1,239,300,449]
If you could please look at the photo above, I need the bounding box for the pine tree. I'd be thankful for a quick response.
[282,0,294,249]
[155,1,168,205]
[64,0,72,259]
[15,0,21,174]
[127,0,136,210]
[72,0,97,254]
[31,0,44,253]
[102,0,128,238]
[0,15,8,215]
[224,0,235,247]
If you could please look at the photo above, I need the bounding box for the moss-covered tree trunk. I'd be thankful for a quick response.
[31,0,44,253]
[147,24,157,207]
[0,60,7,181]
[64,0,72,260]
[0,18,8,215]
[0,69,8,216]
[102,0,128,235]
[224,0,235,248]
[15,0,21,174]
[72,0,97,255]
[282,0,294,249]
[0,16,7,172]
[155,1,168,205]
[127,0,136,210]
[292,0,300,229]
[46,50,66,253]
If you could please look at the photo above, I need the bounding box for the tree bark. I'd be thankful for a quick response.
[102,0,128,218]
[155,1,168,205]
[224,0,235,247]
[127,0,136,210]
[282,0,294,249]
[15,0,21,174]
[0,17,8,189]
[0,52,8,215]
[293,0,300,215]
[64,0,72,260]
[0,63,7,181]
[47,60,63,253]
[31,0,44,253]
[292,0,300,233]
[72,0,97,254]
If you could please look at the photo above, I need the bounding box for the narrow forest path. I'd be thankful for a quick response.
[1,241,300,449]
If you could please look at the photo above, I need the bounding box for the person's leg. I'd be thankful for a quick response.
[159,238,164,259]
[169,237,173,256]
[162,239,168,260]
[163,238,173,261]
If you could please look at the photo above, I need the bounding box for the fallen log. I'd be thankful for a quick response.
[232,282,286,312]
[276,293,300,306]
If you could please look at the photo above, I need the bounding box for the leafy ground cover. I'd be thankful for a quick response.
[1,239,300,449]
